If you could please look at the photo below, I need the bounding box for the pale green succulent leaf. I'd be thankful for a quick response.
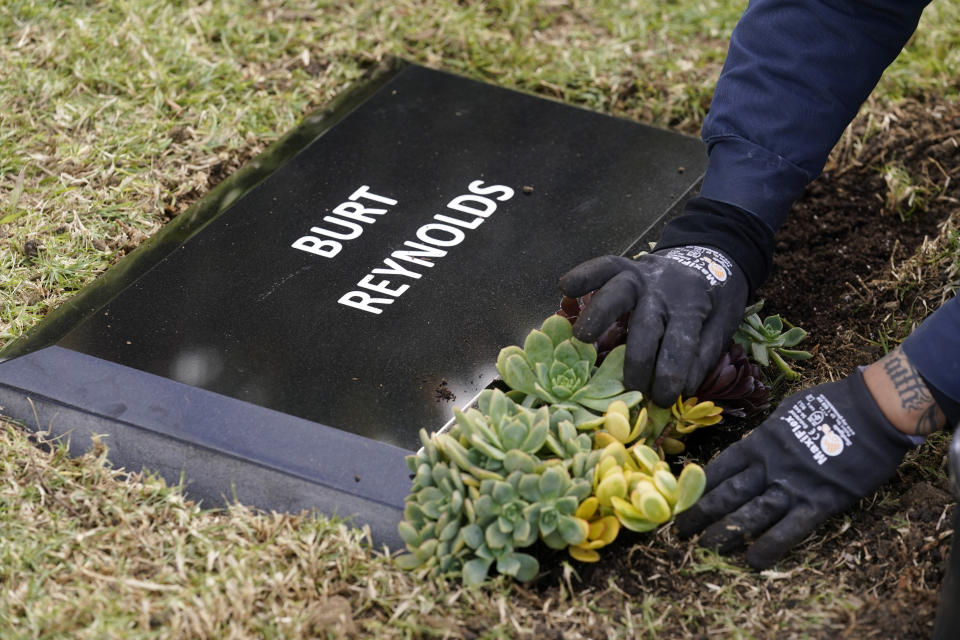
[500,421,529,451]
[503,449,537,474]
[496,552,521,578]
[611,496,659,533]
[501,352,539,395]
[571,377,624,401]
[474,495,495,520]
[518,475,540,502]
[575,390,642,413]
[463,558,492,587]
[486,389,509,425]
[780,326,807,347]
[541,528,567,549]
[779,348,813,360]
[398,521,420,548]
[485,522,510,550]
[751,341,770,366]
[541,314,574,345]
[395,553,425,570]
[439,519,460,542]
[532,382,560,404]
[462,523,484,549]
[588,344,627,387]
[469,435,506,462]
[763,315,784,333]
[553,341,582,369]
[513,553,540,581]
[571,338,598,366]
[403,502,427,527]
[492,480,515,505]
[523,329,555,365]
[513,519,535,547]
[653,469,679,506]
[538,467,567,500]
[557,515,588,545]
[555,495,579,515]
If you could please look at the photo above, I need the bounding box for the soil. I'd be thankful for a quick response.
[529,97,960,638]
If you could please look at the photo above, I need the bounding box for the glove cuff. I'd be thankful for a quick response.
[838,369,915,470]
[654,197,774,297]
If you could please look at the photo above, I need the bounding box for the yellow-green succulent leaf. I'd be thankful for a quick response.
[607,400,630,423]
[631,443,661,474]
[631,407,651,441]
[575,496,599,520]
[653,469,679,506]
[592,431,619,450]
[661,436,686,455]
[603,411,631,442]
[630,480,657,509]
[568,545,601,563]
[610,496,659,532]
[596,470,627,506]
[596,515,621,545]
[637,489,672,524]
[674,464,707,514]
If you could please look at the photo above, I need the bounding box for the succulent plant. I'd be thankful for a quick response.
[461,522,540,586]
[734,301,812,379]
[557,292,629,364]
[517,465,591,550]
[671,397,723,434]
[695,342,770,418]
[568,496,620,562]
[397,430,476,574]
[607,443,706,534]
[496,315,642,427]
[443,389,551,478]
[474,472,539,552]
[543,408,596,460]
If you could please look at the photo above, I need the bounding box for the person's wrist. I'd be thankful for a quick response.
[863,347,946,437]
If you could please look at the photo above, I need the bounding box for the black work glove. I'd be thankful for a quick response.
[559,245,748,407]
[675,370,915,569]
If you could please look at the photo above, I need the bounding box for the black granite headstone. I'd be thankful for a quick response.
[0,62,706,547]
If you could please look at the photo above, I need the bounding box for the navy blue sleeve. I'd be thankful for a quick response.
[658,0,931,292]
[901,297,960,429]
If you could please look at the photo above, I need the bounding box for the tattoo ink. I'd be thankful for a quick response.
[882,352,934,413]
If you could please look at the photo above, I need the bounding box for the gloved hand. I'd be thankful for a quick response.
[674,370,915,569]
[559,245,747,407]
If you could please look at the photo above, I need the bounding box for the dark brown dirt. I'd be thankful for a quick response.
[531,97,960,638]
[762,97,960,374]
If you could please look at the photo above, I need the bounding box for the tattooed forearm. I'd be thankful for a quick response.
[882,351,934,412]
[915,403,946,436]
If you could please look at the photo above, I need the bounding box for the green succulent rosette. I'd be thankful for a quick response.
[734,301,812,379]
[495,315,642,426]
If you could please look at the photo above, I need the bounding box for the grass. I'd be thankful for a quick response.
[2,0,960,637]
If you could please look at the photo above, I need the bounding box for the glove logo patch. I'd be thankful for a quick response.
[819,426,845,457]
[662,245,733,287]
[705,258,728,282]
[780,393,855,465]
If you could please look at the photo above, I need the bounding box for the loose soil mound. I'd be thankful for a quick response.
[529,97,960,639]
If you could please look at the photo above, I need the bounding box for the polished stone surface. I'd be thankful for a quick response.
[0,63,706,544]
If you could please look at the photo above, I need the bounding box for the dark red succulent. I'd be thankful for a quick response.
[557,292,629,364]
[695,343,770,418]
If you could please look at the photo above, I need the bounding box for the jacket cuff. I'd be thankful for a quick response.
[699,135,812,232]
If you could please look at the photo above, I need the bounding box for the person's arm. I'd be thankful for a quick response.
[675,299,960,569]
[563,0,933,405]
